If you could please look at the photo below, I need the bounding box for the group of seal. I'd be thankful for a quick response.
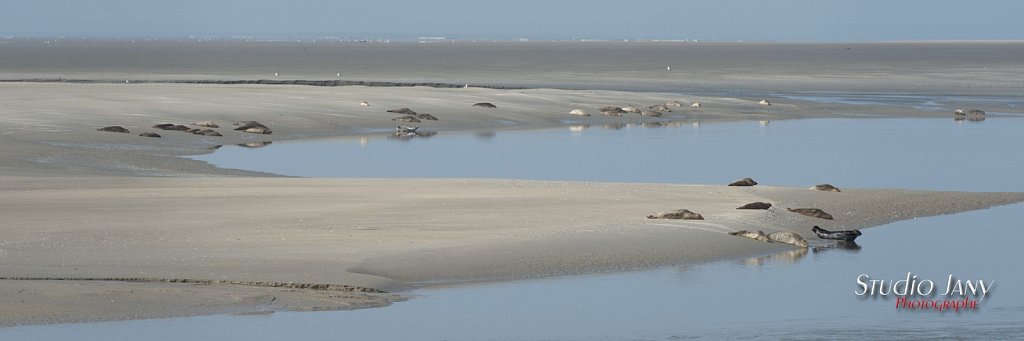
[99,120,257,138]
[954,109,986,122]
[386,107,439,123]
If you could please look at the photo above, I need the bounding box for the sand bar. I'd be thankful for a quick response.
[2,177,1022,325]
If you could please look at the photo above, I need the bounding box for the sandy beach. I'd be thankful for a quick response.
[2,41,1023,326]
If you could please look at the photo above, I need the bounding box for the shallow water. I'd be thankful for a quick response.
[4,203,1021,340]
[195,117,1024,192]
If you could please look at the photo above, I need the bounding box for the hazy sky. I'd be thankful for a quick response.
[2,0,1022,41]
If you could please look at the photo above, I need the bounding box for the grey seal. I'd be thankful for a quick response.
[392,116,422,123]
[387,108,418,115]
[97,126,130,133]
[811,184,841,192]
[138,132,161,138]
[416,113,439,121]
[648,104,672,112]
[728,177,758,186]
[640,110,663,117]
[238,141,272,148]
[811,226,861,241]
[192,121,219,128]
[194,129,222,136]
[737,202,772,210]
[729,230,771,242]
[234,121,272,134]
[473,102,497,108]
[646,209,704,220]
[599,106,626,116]
[768,231,808,248]
[786,208,834,220]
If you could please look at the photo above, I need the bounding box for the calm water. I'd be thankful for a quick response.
[3,41,1023,94]
[195,117,1024,192]
[8,117,1024,340]
[4,203,1021,340]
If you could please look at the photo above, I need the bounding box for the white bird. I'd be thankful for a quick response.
[337,73,341,77]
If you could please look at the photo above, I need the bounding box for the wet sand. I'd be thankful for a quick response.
[1,41,1023,325]
[2,177,1022,325]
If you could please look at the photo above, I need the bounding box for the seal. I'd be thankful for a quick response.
[416,113,439,121]
[599,106,626,116]
[640,110,663,117]
[768,231,808,248]
[153,124,190,131]
[648,104,672,112]
[737,202,772,210]
[811,226,861,241]
[473,102,497,108]
[786,208,834,220]
[238,141,272,148]
[691,102,702,108]
[387,108,418,115]
[569,109,590,116]
[395,125,419,134]
[646,209,704,220]
[234,121,272,134]
[621,105,641,113]
[192,121,219,128]
[728,177,758,186]
[97,126,130,133]
[393,116,421,123]
[195,129,222,136]
[665,101,684,108]
[360,101,370,107]
[759,99,772,106]
[811,184,841,192]
[138,132,161,138]
[729,230,771,242]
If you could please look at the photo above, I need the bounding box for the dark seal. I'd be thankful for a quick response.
[138,132,161,138]
[387,108,418,115]
[97,126,130,133]
[647,209,704,220]
[473,102,497,108]
[811,226,861,241]
[737,202,772,210]
[728,177,758,186]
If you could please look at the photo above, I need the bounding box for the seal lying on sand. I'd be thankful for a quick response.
[812,226,861,241]
[234,121,272,134]
[393,116,422,123]
[154,124,191,131]
[387,108,418,115]
[473,102,497,108]
[728,177,758,186]
[768,231,808,248]
[191,129,222,136]
[665,101,684,108]
[569,109,589,116]
[811,184,841,192]
[97,126,130,133]
[648,104,672,112]
[416,113,438,121]
[138,132,161,138]
[599,106,626,116]
[647,209,704,220]
[192,121,219,128]
[737,202,772,210]
[787,208,834,220]
[691,102,702,108]
[621,105,641,113]
[759,99,772,106]
[729,230,770,242]
[640,110,663,117]
[238,141,272,148]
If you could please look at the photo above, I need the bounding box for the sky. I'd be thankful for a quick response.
[1,0,1022,41]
